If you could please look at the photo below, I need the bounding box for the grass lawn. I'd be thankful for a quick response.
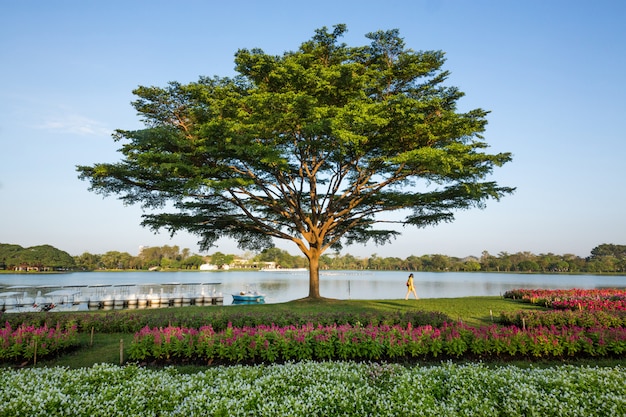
[198,296,543,328]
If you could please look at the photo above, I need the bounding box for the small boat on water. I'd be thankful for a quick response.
[232,289,265,303]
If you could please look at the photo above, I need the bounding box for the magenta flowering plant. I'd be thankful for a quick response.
[128,321,626,364]
[0,321,79,362]
[504,288,626,311]
[551,298,626,311]
[128,325,199,361]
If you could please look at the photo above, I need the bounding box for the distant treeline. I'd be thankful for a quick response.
[1,243,625,273]
[321,244,626,273]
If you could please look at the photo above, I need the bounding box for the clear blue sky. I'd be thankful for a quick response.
[1,0,624,259]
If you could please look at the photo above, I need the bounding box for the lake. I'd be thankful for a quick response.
[1,270,625,305]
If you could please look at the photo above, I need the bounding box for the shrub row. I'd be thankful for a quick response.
[498,309,626,328]
[128,322,626,364]
[0,308,450,334]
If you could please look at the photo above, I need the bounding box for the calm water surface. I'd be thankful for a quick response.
[1,270,625,305]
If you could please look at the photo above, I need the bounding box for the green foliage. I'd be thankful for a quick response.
[72,245,203,271]
[0,243,75,270]
[208,251,234,267]
[498,310,626,328]
[12,242,626,272]
[180,254,204,269]
[99,250,133,269]
[1,362,625,416]
[254,248,307,268]
[128,321,626,364]
[2,307,450,334]
[76,25,514,298]
[591,243,626,259]
[588,244,626,273]
[0,322,80,363]
[73,252,102,270]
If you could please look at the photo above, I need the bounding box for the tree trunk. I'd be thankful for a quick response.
[307,252,321,299]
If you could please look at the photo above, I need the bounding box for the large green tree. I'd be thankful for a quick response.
[590,244,626,260]
[77,25,514,299]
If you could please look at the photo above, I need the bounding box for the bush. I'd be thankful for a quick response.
[1,308,451,334]
[498,310,626,328]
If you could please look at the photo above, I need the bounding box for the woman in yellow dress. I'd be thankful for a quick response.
[404,273,419,300]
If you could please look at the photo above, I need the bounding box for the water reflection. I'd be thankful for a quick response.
[232,299,265,305]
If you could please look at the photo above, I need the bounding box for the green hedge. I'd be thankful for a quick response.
[498,309,626,328]
[1,308,451,334]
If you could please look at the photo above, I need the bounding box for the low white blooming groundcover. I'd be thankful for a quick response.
[0,361,624,416]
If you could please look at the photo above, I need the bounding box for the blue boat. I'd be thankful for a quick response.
[232,290,265,303]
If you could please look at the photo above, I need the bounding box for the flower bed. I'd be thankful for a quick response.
[1,361,624,416]
[503,288,626,311]
[0,322,79,362]
[499,309,626,328]
[128,321,626,363]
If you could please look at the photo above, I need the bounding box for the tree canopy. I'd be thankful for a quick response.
[77,25,514,298]
[0,243,75,270]
[590,244,626,259]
